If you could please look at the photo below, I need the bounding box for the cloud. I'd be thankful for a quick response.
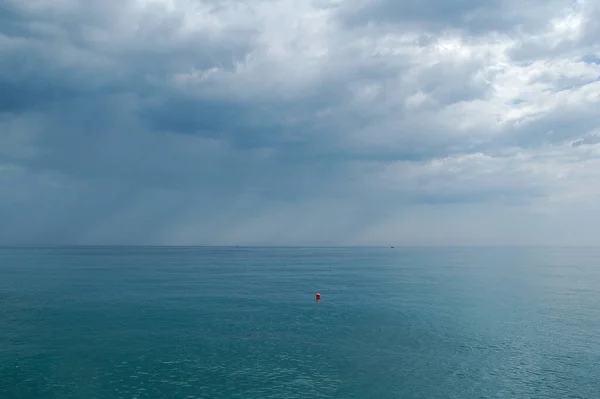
[1,0,599,245]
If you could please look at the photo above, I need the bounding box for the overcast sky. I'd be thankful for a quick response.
[1,0,599,246]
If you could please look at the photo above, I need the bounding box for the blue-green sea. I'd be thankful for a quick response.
[1,246,600,398]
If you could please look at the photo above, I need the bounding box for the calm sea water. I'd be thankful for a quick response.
[1,246,600,398]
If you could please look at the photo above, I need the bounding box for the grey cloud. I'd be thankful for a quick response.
[0,0,258,112]
[580,1,600,44]
[337,0,502,33]
[2,0,492,159]
[572,131,600,147]
[1,0,600,245]
[416,61,492,104]
[336,0,572,35]
[500,98,600,150]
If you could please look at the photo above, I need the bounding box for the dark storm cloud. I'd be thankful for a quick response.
[1,0,599,245]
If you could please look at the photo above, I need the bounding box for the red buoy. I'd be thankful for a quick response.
[315,292,321,301]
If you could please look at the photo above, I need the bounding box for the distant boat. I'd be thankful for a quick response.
[390,246,394,248]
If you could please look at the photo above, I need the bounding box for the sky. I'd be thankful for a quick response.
[1,0,599,246]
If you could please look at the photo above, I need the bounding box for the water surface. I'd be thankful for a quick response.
[1,246,599,398]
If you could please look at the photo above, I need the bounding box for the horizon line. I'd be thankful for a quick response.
[1,244,599,249]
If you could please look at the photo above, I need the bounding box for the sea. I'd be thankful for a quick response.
[1,246,600,398]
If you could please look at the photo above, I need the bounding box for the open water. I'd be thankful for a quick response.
[1,246,600,398]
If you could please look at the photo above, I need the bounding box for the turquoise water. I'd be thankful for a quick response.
[1,246,600,398]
